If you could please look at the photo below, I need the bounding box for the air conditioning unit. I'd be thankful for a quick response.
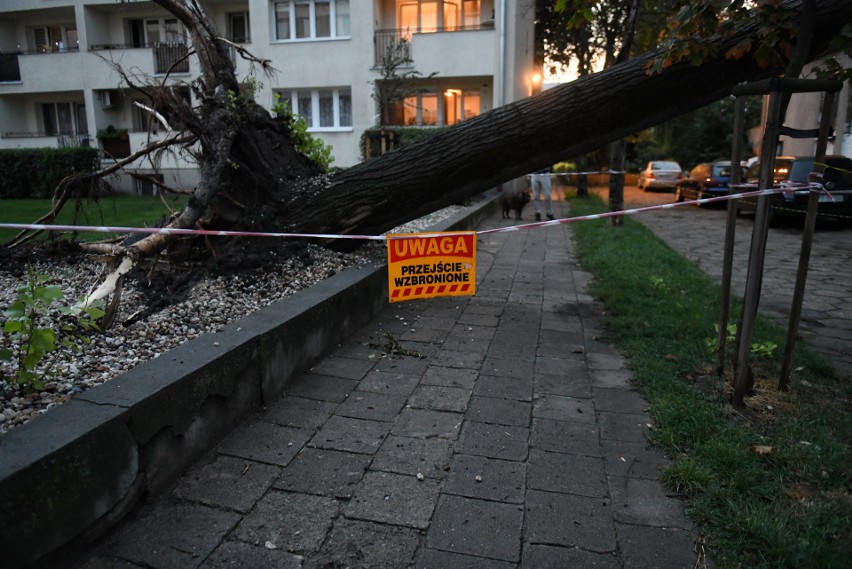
[99,90,118,108]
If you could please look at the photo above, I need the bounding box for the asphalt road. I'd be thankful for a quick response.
[590,185,852,380]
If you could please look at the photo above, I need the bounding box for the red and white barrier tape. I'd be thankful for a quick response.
[0,185,831,241]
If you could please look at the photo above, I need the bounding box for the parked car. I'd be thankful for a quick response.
[676,160,746,205]
[734,155,852,224]
[637,160,683,191]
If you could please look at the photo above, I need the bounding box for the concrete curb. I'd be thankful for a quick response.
[0,191,501,568]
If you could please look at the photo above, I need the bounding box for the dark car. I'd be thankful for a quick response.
[676,160,746,205]
[734,155,852,224]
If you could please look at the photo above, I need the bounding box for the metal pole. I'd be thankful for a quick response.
[718,96,746,375]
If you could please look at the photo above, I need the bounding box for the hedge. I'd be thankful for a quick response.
[0,147,100,199]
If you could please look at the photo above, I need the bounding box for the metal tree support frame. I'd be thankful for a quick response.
[719,78,842,408]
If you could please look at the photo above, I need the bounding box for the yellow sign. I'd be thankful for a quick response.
[386,232,477,303]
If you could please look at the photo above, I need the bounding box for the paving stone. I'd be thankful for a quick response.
[607,476,691,528]
[525,490,616,553]
[588,369,633,389]
[528,448,607,498]
[404,326,452,343]
[535,372,592,398]
[101,502,240,569]
[416,549,516,569]
[373,354,431,375]
[311,355,375,380]
[392,408,463,440]
[457,312,500,327]
[531,418,601,457]
[408,385,472,413]
[537,341,586,358]
[263,396,337,430]
[616,523,703,569]
[335,390,407,422]
[600,440,670,479]
[586,352,625,371]
[521,544,621,568]
[481,355,536,380]
[372,434,454,479]
[310,415,390,454]
[535,356,586,377]
[77,557,148,569]
[274,448,371,498]
[422,365,478,389]
[286,373,359,403]
[173,454,280,512]
[344,471,440,529]
[217,420,310,466]
[473,374,533,402]
[199,541,303,569]
[464,298,506,316]
[358,369,421,396]
[598,411,650,443]
[592,387,650,414]
[449,323,498,339]
[412,315,458,331]
[490,329,538,348]
[426,495,524,562]
[443,453,526,503]
[432,348,486,369]
[231,491,338,554]
[456,421,529,461]
[306,518,422,569]
[533,394,596,423]
[466,395,531,427]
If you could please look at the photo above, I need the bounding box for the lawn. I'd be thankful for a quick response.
[0,195,186,243]
[569,194,851,569]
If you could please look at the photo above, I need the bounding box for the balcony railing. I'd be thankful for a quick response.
[0,53,21,82]
[154,43,190,74]
[1,131,90,148]
[374,23,494,67]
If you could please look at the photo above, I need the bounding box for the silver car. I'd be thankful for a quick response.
[638,160,683,191]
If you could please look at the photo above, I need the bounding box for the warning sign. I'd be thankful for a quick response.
[387,232,476,303]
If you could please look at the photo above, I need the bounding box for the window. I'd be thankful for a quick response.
[396,90,479,126]
[282,88,353,130]
[32,25,78,52]
[397,0,480,32]
[229,12,250,43]
[42,102,86,136]
[274,0,350,41]
[128,18,187,47]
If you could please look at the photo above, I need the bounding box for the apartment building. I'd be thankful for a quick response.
[0,0,536,193]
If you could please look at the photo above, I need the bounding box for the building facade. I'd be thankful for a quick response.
[0,0,536,193]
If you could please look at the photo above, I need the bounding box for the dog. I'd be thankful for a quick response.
[499,190,531,220]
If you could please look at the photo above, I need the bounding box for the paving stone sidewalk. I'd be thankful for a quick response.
[79,198,708,569]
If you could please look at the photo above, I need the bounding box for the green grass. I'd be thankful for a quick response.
[0,196,186,243]
[569,195,851,569]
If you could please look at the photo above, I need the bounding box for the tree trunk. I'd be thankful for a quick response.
[13,0,846,267]
[281,0,848,238]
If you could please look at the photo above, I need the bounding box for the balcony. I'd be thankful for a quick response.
[375,26,495,77]
[89,43,190,75]
[374,23,494,67]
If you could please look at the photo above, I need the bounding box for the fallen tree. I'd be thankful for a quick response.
[4,0,850,296]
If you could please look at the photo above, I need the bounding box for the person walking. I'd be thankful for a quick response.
[530,168,555,221]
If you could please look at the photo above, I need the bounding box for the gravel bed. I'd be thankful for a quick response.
[0,207,462,434]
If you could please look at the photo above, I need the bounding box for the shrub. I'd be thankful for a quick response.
[0,148,99,199]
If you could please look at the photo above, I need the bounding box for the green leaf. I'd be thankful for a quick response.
[0,347,13,361]
[4,320,24,334]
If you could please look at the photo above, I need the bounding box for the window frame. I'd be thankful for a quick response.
[228,11,251,43]
[396,89,480,127]
[280,87,353,131]
[273,0,351,42]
